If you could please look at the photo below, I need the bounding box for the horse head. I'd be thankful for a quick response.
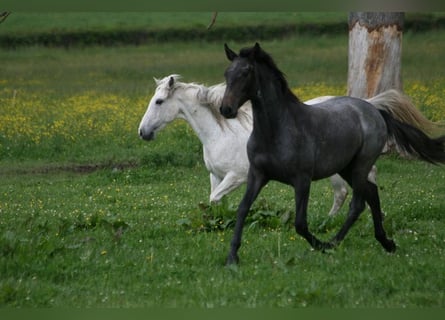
[138,75,181,140]
[220,43,261,119]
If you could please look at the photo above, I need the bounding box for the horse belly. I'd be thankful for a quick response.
[312,131,362,180]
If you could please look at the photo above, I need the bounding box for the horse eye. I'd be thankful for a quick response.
[155,99,164,105]
[241,65,252,76]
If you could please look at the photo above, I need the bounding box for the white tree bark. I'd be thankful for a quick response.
[347,12,404,99]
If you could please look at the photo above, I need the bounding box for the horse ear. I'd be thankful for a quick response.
[154,77,161,85]
[251,42,261,59]
[224,43,238,61]
[168,76,175,88]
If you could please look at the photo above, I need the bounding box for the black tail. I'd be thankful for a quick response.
[379,110,445,164]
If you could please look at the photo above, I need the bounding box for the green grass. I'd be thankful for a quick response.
[1,14,445,307]
[1,156,444,307]
[1,29,444,94]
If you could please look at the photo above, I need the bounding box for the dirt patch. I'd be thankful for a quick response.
[0,160,139,176]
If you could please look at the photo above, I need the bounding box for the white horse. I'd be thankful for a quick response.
[139,75,440,216]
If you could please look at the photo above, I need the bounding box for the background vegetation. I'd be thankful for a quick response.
[1,12,445,47]
[0,12,444,307]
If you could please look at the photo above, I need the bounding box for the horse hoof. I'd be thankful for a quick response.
[312,240,335,252]
[383,239,396,253]
[320,241,336,253]
[385,240,397,252]
[226,253,239,265]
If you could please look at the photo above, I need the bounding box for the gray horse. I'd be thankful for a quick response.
[220,43,445,264]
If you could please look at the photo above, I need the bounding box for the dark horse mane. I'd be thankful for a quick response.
[239,44,301,103]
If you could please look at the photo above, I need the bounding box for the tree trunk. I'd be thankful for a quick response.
[347,12,404,99]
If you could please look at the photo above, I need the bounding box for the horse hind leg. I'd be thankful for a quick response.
[329,166,371,247]
[294,177,333,251]
[363,181,396,252]
[330,188,366,246]
[332,169,396,252]
[327,165,377,217]
[328,174,348,216]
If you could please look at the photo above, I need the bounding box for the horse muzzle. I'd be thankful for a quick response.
[139,128,155,141]
[220,105,238,119]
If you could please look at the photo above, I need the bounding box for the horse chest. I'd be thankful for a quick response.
[204,141,249,178]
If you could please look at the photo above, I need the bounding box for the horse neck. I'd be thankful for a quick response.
[176,87,224,146]
[250,71,302,136]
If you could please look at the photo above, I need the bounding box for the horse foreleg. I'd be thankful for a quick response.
[226,170,267,265]
[294,178,332,251]
[209,173,221,202]
[209,172,245,203]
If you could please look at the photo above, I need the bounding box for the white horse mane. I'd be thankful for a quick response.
[156,74,252,128]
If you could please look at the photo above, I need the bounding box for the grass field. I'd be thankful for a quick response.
[1,13,445,307]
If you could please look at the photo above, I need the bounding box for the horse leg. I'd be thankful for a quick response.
[331,168,395,252]
[367,165,377,185]
[328,174,348,216]
[328,165,371,246]
[294,177,332,250]
[327,165,377,217]
[209,173,221,203]
[226,169,267,265]
[363,181,396,252]
[209,172,245,203]
[330,189,366,245]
